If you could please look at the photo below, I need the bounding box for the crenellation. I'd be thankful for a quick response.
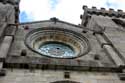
[82,5,88,10]
[82,5,125,18]
[109,8,115,17]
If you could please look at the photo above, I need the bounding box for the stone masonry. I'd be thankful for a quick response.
[0,1,125,83]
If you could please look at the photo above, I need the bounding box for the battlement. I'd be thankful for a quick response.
[82,5,125,18]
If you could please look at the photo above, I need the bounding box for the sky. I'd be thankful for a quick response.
[19,0,125,24]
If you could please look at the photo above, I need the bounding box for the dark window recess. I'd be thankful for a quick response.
[118,73,125,80]
[20,49,27,56]
[83,20,88,27]
[0,0,4,2]
[0,69,6,76]
[94,54,100,60]
[64,72,70,79]
[83,15,91,27]
[112,18,125,28]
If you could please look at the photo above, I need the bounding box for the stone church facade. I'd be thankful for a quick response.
[0,0,125,83]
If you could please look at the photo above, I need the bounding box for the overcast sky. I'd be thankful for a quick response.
[19,0,125,24]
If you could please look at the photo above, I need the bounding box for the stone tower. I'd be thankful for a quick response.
[0,0,125,82]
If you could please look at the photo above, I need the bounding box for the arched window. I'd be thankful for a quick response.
[51,80,80,83]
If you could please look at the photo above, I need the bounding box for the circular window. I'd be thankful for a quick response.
[38,42,75,58]
[25,27,90,58]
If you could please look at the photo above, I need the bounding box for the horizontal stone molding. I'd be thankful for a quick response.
[4,56,122,72]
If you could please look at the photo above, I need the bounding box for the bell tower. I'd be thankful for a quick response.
[0,0,20,76]
[80,5,125,81]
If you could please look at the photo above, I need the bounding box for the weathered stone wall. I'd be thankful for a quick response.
[0,2,124,83]
[81,6,125,82]
[0,1,19,79]
[8,20,115,69]
[0,3,15,38]
[0,69,122,83]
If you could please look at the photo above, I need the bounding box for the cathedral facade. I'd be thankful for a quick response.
[0,0,125,83]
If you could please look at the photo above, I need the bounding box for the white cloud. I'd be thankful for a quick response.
[20,0,52,21]
[20,0,125,24]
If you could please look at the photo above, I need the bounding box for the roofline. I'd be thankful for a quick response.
[20,20,80,27]
[19,20,93,32]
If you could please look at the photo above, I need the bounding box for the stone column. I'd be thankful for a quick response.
[0,36,12,76]
[0,23,7,38]
[0,36,13,62]
[95,34,124,67]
